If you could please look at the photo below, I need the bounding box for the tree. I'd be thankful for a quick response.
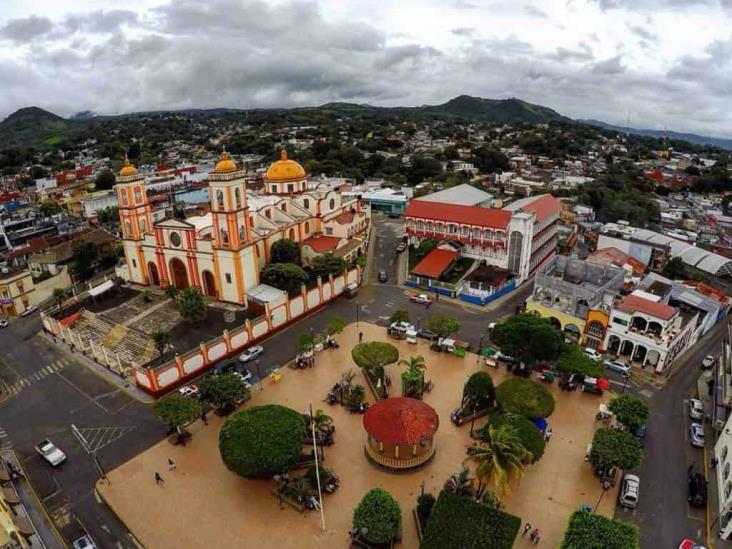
[39,199,62,217]
[52,288,69,309]
[261,263,309,296]
[427,315,461,338]
[198,373,250,413]
[352,488,402,545]
[164,284,179,300]
[178,287,206,324]
[389,309,410,324]
[556,346,604,378]
[307,253,346,281]
[462,372,495,411]
[152,394,201,441]
[471,146,509,174]
[219,405,306,479]
[590,428,643,471]
[662,256,687,279]
[399,355,426,398]
[325,316,346,335]
[70,240,99,280]
[407,154,443,185]
[351,342,399,376]
[151,330,170,358]
[97,206,119,226]
[414,239,437,261]
[296,333,315,353]
[443,467,474,498]
[94,169,116,191]
[465,425,532,496]
[485,413,545,463]
[495,378,555,418]
[270,239,302,266]
[560,510,639,549]
[491,314,564,367]
[608,395,649,431]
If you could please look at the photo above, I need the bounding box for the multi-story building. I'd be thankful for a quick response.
[116,150,369,306]
[0,268,35,317]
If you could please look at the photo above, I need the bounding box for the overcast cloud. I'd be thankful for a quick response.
[0,0,730,136]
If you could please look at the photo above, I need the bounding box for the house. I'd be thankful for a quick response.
[0,268,36,317]
[28,227,116,277]
[416,184,493,208]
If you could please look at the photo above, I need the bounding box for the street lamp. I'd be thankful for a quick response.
[255,359,263,390]
[593,481,611,513]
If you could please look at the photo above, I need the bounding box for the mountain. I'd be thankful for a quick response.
[581,119,732,151]
[0,106,74,148]
[425,95,567,123]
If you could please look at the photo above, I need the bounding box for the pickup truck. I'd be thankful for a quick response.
[431,337,470,356]
[34,439,66,466]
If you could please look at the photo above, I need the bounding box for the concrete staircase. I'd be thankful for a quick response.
[73,309,157,365]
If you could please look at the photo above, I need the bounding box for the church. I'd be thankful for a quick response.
[116,150,370,306]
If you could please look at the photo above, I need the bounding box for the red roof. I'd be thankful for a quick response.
[616,294,676,320]
[411,248,457,279]
[363,397,439,445]
[302,235,341,253]
[518,194,561,223]
[405,200,511,229]
[334,211,355,224]
[587,247,647,275]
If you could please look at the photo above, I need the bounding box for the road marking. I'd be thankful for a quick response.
[56,371,108,412]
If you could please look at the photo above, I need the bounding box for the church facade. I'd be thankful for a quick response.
[116,150,369,306]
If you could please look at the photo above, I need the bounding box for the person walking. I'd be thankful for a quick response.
[154,472,164,484]
[168,458,176,471]
[522,522,532,536]
[201,410,208,426]
[544,427,553,443]
[359,331,364,343]
[533,529,541,544]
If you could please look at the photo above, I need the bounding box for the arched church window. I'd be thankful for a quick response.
[140,218,147,235]
[220,228,229,244]
[217,190,225,209]
[125,221,132,238]
[239,225,246,241]
[235,188,242,209]
[329,198,336,210]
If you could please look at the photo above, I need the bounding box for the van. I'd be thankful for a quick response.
[344,283,359,298]
[619,473,640,509]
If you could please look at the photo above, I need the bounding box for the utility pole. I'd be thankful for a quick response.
[309,404,326,531]
[71,424,108,483]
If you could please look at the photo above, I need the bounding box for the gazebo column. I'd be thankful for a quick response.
[379,441,383,452]
[395,446,399,458]
[412,444,417,456]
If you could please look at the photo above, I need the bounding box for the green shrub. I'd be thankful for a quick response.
[219,405,306,479]
[590,428,643,470]
[559,510,639,549]
[420,490,520,549]
[495,378,555,418]
[416,493,436,525]
[485,413,545,463]
[556,346,604,378]
[608,395,649,431]
[462,372,495,410]
[353,488,402,545]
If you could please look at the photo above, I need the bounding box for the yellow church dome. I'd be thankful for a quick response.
[266,150,306,181]
[119,157,138,177]
[214,149,238,173]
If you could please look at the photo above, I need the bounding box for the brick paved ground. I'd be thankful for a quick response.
[98,322,618,548]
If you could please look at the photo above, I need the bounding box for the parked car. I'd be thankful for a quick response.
[378,271,388,282]
[72,535,98,549]
[679,539,707,549]
[21,305,38,317]
[234,366,253,382]
[408,293,433,305]
[583,348,602,361]
[239,345,264,363]
[34,439,66,466]
[604,358,631,378]
[495,351,518,365]
[688,472,708,507]
[396,242,407,253]
[417,329,439,341]
[0,319,7,328]
[178,385,199,398]
[702,355,716,369]
[689,399,704,420]
[689,423,705,448]
[618,473,640,509]
[209,361,238,376]
[389,321,415,333]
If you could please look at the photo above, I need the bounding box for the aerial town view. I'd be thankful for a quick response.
[1,1,731,548]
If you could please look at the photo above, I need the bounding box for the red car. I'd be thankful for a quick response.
[409,293,433,305]
[679,540,706,549]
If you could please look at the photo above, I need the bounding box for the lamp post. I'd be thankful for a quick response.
[593,481,611,513]
[470,402,478,438]
[255,359,263,390]
[478,335,486,364]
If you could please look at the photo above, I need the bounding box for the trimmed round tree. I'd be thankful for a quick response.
[353,488,402,545]
[485,413,545,463]
[462,371,495,410]
[352,342,399,381]
[608,395,649,432]
[219,404,306,479]
[495,378,555,418]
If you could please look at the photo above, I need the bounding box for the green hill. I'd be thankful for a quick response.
[426,95,566,123]
[0,107,75,148]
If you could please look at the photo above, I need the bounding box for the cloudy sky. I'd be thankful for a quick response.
[1,0,731,136]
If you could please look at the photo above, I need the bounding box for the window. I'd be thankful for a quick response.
[235,188,242,209]
[16,282,24,293]
[304,221,310,234]
[132,259,137,268]
[134,187,142,202]
[725,462,730,481]
[288,184,294,193]
[325,227,333,236]
[120,190,128,206]
[125,221,132,238]
[225,273,232,284]
[304,199,310,209]
[613,317,629,326]
[265,209,271,219]
[239,225,246,241]
[726,481,732,499]
[216,190,224,209]
[271,184,278,193]
[220,228,229,244]
[329,198,335,210]
[170,232,182,247]
[140,218,147,235]
[724,446,729,462]
[281,203,287,211]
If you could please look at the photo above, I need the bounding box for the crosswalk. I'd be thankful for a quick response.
[0,428,12,451]
[4,359,69,398]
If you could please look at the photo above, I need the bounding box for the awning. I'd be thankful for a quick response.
[88,279,114,297]
[531,417,548,431]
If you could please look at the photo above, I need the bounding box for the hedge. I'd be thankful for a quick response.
[590,427,643,470]
[353,488,402,545]
[219,405,306,479]
[420,490,520,549]
[560,510,639,549]
[485,413,545,463]
[495,378,555,418]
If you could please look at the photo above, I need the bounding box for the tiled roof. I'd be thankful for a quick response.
[616,294,676,320]
[504,193,561,222]
[405,200,511,229]
[587,247,647,275]
[411,248,457,279]
[363,397,439,445]
[334,211,355,224]
[301,235,341,253]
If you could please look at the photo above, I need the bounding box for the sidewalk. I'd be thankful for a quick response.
[39,331,154,404]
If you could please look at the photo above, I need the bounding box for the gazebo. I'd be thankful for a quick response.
[363,397,439,471]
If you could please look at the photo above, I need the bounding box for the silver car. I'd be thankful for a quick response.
[618,473,640,509]
[604,359,631,378]
[690,423,705,448]
[689,399,704,421]
[238,345,264,363]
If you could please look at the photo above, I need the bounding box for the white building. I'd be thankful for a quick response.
[83,190,118,219]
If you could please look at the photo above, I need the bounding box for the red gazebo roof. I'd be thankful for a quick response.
[363,397,439,445]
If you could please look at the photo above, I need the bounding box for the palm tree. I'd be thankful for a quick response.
[399,355,426,397]
[53,288,69,310]
[465,425,532,497]
[443,467,474,498]
[311,409,334,433]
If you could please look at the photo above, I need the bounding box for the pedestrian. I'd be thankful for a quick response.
[533,529,541,544]
[201,410,208,426]
[359,331,364,343]
[435,292,439,302]
[522,522,532,536]
[168,458,176,471]
[154,472,164,484]
[712,457,719,468]
[544,427,553,443]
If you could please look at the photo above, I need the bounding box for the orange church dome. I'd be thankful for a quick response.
[119,157,138,177]
[214,149,237,173]
[265,150,306,182]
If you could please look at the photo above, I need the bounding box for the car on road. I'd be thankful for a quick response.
[689,423,705,448]
[409,293,433,305]
[178,385,199,398]
[396,242,407,253]
[689,398,704,420]
[21,305,38,317]
[679,539,707,549]
[0,319,7,328]
[688,472,708,507]
[702,355,716,369]
[618,473,640,509]
[234,366,253,382]
[417,329,439,341]
[209,360,237,376]
[72,535,98,549]
[378,271,388,282]
[389,321,415,333]
[34,439,66,466]
[604,358,631,378]
[583,348,602,361]
[239,345,264,363]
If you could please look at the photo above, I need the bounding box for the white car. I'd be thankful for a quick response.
[583,348,602,361]
[178,385,199,398]
[72,535,98,549]
[618,473,640,509]
[409,294,433,305]
[702,355,716,369]
[689,399,704,420]
[389,321,415,333]
[238,345,264,363]
[34,439,66,466]
[0,319,7,328]
[690,423,705,448]
[21,305,38,317]
[604,359,631,378]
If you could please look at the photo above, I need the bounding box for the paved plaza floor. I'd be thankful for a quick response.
[98,322,618,548]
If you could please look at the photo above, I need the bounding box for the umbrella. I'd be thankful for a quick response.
[481,347,496,357]
[596,378,610,391]
[531,417,548,431]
